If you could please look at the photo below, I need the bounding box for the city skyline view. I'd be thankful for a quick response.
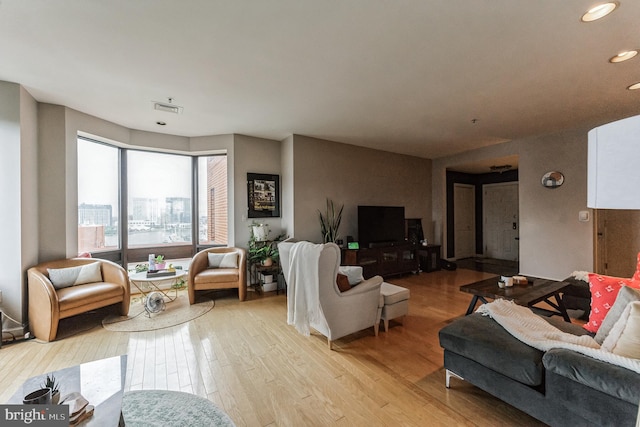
[77,139,227,252]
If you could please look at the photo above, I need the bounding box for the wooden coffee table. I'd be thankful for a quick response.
[460,276,571,322]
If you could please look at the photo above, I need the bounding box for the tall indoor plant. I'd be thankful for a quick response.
[318,198,344,243]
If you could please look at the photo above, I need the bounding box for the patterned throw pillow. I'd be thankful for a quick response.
[584,273,640,333]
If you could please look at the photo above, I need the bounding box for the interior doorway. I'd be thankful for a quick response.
[454,183,476,259]
[483,182,519,261]
[594,209,640,276]
[445,155,519,262]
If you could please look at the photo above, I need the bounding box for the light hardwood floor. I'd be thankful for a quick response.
[0,268,550,426]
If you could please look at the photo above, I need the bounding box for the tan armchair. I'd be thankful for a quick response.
[278,239,383,349]
[27,258,130,342]
[188,247,247,304]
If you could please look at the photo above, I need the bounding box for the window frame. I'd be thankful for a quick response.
[77,136,228,267]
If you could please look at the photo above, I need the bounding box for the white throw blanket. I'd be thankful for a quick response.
[284,241,324,336]
[477,299,640,374]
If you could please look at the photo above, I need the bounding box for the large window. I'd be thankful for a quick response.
[77,139,120,253]
[127,150,192,247]
[198,156,228,245]
[77,137,228,262]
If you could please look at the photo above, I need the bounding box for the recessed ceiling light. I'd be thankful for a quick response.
[156,121,167,126]
[610,50,638,63]
[627,82,640,90]
[581,2,618,22]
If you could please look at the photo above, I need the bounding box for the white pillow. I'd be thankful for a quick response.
[601,301,640,359]
[208,252,238,269]
[595,286,640,344]
[338,266,365,286]
[47,262,102,289]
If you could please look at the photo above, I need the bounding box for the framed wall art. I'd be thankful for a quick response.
[247,173,280,218]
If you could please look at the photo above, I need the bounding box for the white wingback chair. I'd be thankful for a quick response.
[278,239,383,350]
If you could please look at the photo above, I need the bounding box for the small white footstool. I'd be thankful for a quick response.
[379,282,410,332]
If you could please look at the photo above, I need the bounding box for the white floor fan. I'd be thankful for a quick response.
[144,292,166,317]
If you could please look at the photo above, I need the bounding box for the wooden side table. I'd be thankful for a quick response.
[251,262,281,293]
[417,244,441,272]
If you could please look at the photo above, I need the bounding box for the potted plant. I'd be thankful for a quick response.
[154,255,166,270]
[42,374,60,404]
[318,198,344,243]
[251,223,270,242]
[248,223,286,266]
[248,242,279,266]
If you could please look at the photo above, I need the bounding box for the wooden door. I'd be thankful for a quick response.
[483,182,519,261]
[454,184,476,259]
[595,209,640,276]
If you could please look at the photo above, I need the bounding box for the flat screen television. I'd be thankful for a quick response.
[357,205,406,248]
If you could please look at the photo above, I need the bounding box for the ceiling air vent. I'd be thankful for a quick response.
[153,102,183,114]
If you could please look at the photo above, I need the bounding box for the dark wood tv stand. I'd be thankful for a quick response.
[341,243,419,279]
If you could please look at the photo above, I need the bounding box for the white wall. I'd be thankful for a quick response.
[433,127,593,280]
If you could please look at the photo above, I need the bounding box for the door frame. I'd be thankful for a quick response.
[453,183,476,260]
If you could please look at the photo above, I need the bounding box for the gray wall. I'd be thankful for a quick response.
[280,135,295,241]
[0,82,39,328]
[19,87,39,325]
[433,127,593,280]
[233,134,283,248]
[38,104,68,260]
[518,128,592,278]
[5,77,599,327]
[289,135,432,243]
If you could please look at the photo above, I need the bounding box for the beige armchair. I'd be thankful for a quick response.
[188,247,247,304]
[27,258,130,342]
[278,239,383,349]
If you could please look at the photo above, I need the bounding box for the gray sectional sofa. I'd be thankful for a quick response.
[439,313,640,426]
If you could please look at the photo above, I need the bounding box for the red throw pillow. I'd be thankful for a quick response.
[336,274,351,292]
[584,273,640,333]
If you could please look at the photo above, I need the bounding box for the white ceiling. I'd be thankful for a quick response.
[1,1,640,159]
